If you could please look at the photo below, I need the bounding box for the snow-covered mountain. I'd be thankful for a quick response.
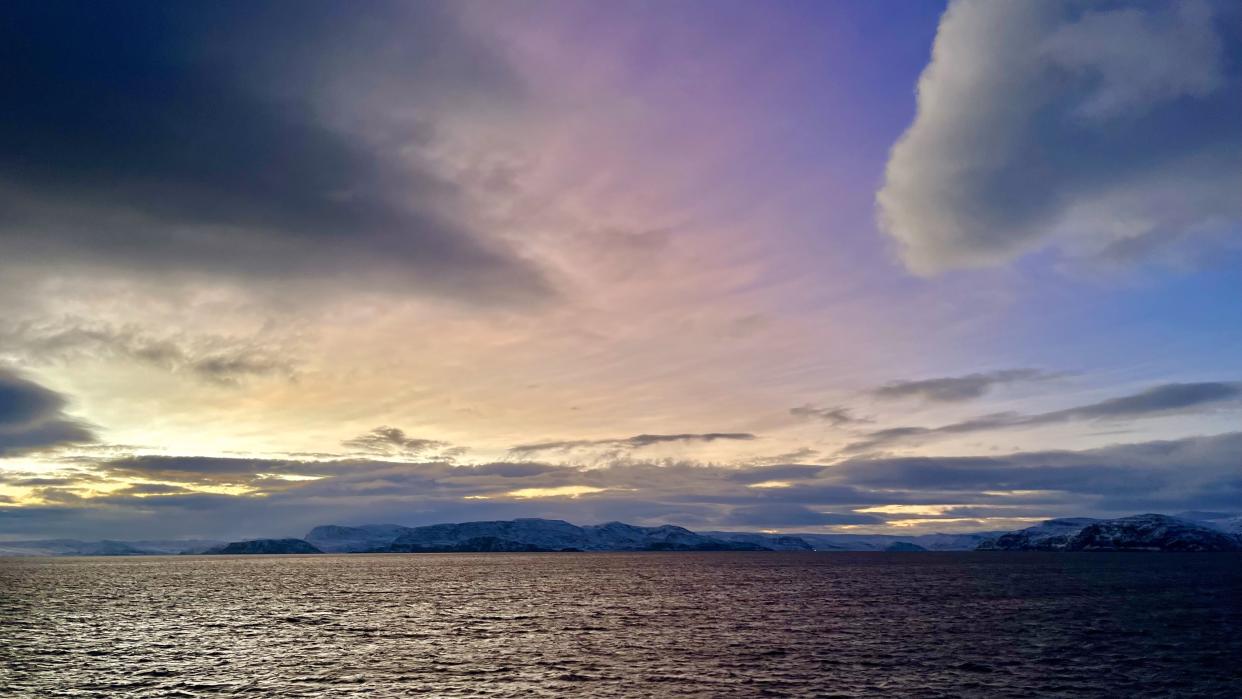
[10,513,1240,556]
[304,524,413,553]
[310,520,998,552]
[786,531,1004,552]
[976,518,1100,551]
[345,518,770,553]
[1178,511,1242,537]
[979,514,1242,552]
[701,532,815,551]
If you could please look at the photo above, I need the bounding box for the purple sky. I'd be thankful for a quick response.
[2,0,1241,539]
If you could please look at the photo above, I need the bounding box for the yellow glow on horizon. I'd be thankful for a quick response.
[748,480,792,489]
[504,485,606,499]
[884,516,1045,528]
[856,504,956,516]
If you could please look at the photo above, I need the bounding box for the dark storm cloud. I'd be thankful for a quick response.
[0,1,549,303]
[0,368,95,456]
[872,369,1058,402]
[789,405,867,425]
[847,381,1242,452]
[509,433,756,456]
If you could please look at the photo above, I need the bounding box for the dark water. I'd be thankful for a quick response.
[2,553,1240,698]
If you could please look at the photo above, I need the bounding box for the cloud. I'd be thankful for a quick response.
[9,430,1242,538]
[342,427,454,458]
[789,405,868,425]
[872,369,1058,402]
[723,505,882,527]
[0,319,296,385]
[877,0,1242,273]
[0,1,550,304]
[743,448,823,467]
[509,433,756,456]
[95,456,315,485]
[848,381,1242,452]
[0,368,95,456]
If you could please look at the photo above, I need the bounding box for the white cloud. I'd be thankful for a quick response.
[878,0,1242,274]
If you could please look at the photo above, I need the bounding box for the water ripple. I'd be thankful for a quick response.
[2,552,1240,697]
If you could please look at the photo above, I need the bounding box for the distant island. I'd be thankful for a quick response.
[204,538,323,555]
[3,513,1239,556]
[976,514,1242,552]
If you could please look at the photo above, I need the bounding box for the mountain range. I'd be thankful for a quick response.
[977,513,1242,552]
[2,512,1239,556]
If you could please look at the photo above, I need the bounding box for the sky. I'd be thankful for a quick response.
[2,0,1241,540]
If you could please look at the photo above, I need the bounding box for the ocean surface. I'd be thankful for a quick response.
[2,552,1240,698]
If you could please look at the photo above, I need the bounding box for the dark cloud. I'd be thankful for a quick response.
[96,455,317,485]
[723,505,882,527]
[0,368,95,456]
[873,369,1058,402]
[833,457,1167,496]
[1057,382,1242,420]
[878,0,1242,273]
[0,1,550,304]
[789,405,868,425]
[848,381,1242,452]
[342,427,451,458]
[726,465,828,484]
[12,431,1242,539]
[509,433,756,456]
[112,483,194,496]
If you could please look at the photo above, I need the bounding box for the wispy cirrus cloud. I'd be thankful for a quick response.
[341,426,467,461]
[509,433,756,456]
[0,319,296,386]
[872,369,1060,403]
[789,405,869,426]
[847,381,1242,453]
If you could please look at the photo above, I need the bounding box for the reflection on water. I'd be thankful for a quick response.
[2,552,1240,697]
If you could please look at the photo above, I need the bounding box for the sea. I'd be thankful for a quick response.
[2,552,1240,698]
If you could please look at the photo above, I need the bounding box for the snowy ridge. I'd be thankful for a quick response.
[979,514,1242,552]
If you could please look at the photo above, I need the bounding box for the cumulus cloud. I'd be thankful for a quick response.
[509,433,756,456]
[0,1,550,304]
[872,369,1058,402]
[878,0,1242,273]
[0,368,94,456]
[847,381,1242,452]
